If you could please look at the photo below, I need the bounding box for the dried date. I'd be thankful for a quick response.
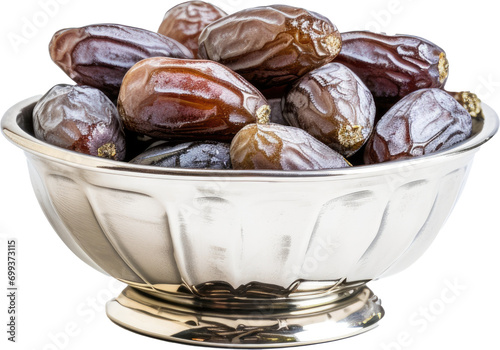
[336,31,448,114]
[33,84,126,160]
[130,141,231,169]
[230,115,350,170]
[198,5,342,89]
[282,62,376,157]
[49,24,193,100]
[158,1,227,57]
[117,57,270,141]
[364,88,472,164]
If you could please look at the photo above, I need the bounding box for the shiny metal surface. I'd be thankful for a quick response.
[2,96,498,347]
[106,285,383,348]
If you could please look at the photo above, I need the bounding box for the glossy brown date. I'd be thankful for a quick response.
[49,24,193,100]
[198,5,342,89]
[158,1,227,57]
[33,84,126,160]
[230,118,350,171]
[130,141,231,169]
[336,31,448,113]
[118,57,270,141]
[364,88,472,164]
[282,62,376,157]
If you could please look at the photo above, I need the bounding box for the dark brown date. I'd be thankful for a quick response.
[33,84,126,160]
[130,141,231,169]
[158,1,227,57]
[336,31,449,114]
[49,24,194,100]
[198,5,342,89]
[282,62,375,157]
[230,117,350,171]
[364,88,472,164]
[118,57,270,141]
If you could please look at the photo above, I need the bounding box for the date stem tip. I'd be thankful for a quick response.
[324,35,342,57]
[438,52,449,83]
[256,105,271,125]
[98,142,117,159]
[453,91,484,118]
[338,124,364,149]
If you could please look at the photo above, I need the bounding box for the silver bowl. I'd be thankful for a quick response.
[2,96,498,348]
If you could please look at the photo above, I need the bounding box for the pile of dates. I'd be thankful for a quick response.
[33,1,481,170]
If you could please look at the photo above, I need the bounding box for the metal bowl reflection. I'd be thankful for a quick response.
[2,96,498,348]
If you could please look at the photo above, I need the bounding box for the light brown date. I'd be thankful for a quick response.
[230,117,350,171]
[364,88,472,164]
[198,5,341,89]
[282,62,376,157]
[117,57,270,141]
[49,24,193,100]
[158,1,227,57]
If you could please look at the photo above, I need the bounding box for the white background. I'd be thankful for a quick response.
[1,0,499,349]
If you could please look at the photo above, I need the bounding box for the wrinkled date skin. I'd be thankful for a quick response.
[158,1,227,57]
[130,141,231,169]
[49,24,193,100]
[118,57,270,141]
[336,31,449,114]
[364,88,472,164]
[282,62,376,157]
[33,84,126,160]
[198,5,342,89]
[230,122,350,170]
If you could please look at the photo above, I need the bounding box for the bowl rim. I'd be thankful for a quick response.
[2,95,499,179]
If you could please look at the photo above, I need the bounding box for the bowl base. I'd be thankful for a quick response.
[106,285,384,348]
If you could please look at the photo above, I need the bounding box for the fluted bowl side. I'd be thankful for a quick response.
[2,96,498,296]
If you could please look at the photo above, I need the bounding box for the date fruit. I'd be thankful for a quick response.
[118,57,270,141]
[198,5,342,89]
[230,115,350,170]
[33,84,126,160]
[364,88,472,164]
[49,24,194,100]
[336,31,448,113]
[130,141,231,169]
[158,1,227,57]
[282,62,375,157]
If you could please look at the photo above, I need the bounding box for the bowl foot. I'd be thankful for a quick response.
[106,284,384,348]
